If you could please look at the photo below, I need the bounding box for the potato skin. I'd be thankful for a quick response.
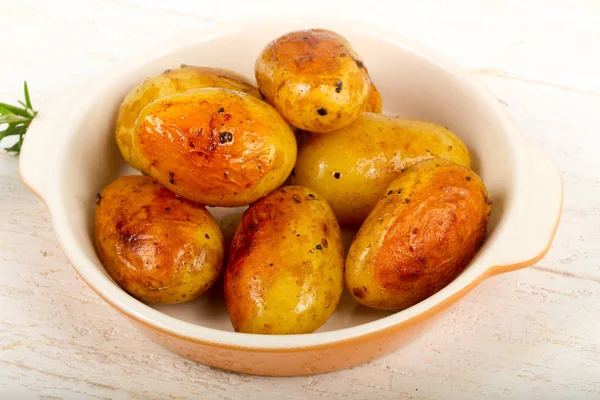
[365,81,382,113]
[94,175,224,304]
[133,88,297,207]
[224,186,344,334]
[116,66,262,171]
[255,29,370,133]
[291,113,471,224]
[345,158,491,311]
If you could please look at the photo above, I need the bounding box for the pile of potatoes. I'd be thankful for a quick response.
[94,28,491,335]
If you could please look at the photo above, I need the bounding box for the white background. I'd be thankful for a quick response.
[1,0,599,399]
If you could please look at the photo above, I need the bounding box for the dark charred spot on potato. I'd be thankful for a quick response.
[302,36,308,39]
[219,132,233,144]
[308,193,315,199]
[218,107,225,114]
[335,81,343,93]
[387,190,393,195]
[317,107,328,116]
[189,140,196,148]
[168,171,175,184]
[355,59,364,68]
[269,263,274,267]
[316,244,323,251]
[397,189,403,194]
[409,245,415,252]
[413,228,419,234]
[448,145,453,151]
[444,126,450,130]
[400,167,406,172]
[405,199,411,204]
[205,233,210,239]
[165,207,172,213]
[292,195,302,204]
[281,188,287,194]
[339,52,347,57]
[321,238,329,248]
[257,164,262,170]
[353,287,366,299]
[182,294,186,298]
[333,172,341,179]
[95,193,102,205]
[296,234,300,237]
[466,176,472,181]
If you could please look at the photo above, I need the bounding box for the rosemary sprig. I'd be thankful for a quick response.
[0,82,37,155]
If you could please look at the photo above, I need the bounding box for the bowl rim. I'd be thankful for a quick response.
[25,16,543,350]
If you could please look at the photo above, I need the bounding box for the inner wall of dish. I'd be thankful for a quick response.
[59,27,514,332]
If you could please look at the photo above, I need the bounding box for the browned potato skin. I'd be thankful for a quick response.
[345,158,491,311]
[224,186,344,334]
[133,88,297,207]
[94,175,224,304]
[364,81,382,113]
[116,66,262,171]
[255,29,371,133]
[291,113,471,225]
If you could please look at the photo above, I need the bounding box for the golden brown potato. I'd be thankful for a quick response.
[345,158,491,311]
[364,81,382,113]
[94,175,224,304]
[224,186,344,334]
[255,29,371,133]
[116,66,262,171]
[291,113,471,224]
[132,88,297,207]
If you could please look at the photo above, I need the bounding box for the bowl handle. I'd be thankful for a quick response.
[487,146,563,276]
[19,91,76,202]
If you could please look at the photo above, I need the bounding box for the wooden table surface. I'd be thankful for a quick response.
[1,1,598,399]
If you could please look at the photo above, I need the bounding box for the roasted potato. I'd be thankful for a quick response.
[116,66,262,171]
[291,113,471,224]
[132,88,297,207]
[365,81,382,113]
[94,175,224,304]
[345,158,491,311]
[255,29,371,133]
[224,185,344,334]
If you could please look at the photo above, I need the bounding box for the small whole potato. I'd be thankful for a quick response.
[132,88,297,207]
[115,66,262,171]
[291,113,471,224]
[224,186,344,334]
[255,29,371,133]
[346,158,491,311]
[94,175,224,304]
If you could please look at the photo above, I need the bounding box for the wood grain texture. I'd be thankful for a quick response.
[1,0,599,398]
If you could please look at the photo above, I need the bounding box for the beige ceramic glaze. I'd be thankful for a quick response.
[18,17,563,376]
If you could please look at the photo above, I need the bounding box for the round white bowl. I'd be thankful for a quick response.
[19,17,562,376]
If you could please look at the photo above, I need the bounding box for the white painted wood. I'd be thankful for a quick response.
[1,0,598,398]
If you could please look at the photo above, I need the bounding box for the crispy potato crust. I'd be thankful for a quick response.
[224,185,344,334]
[133,88,297,206]
[94,175,224,304]
[346,158,491,311]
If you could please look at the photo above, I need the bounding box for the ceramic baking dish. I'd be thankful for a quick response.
[18,18,563,376]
